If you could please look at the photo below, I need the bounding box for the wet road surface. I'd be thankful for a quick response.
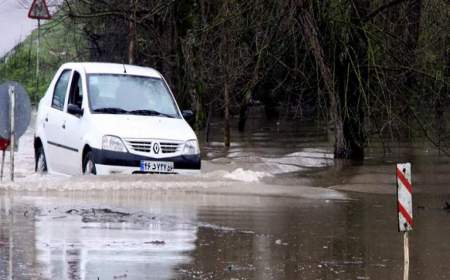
[1,190,450,279]
[1,116,450,279]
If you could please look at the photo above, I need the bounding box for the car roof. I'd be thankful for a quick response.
[61,62,162,78]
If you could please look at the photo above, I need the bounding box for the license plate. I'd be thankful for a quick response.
[140,161,174,173]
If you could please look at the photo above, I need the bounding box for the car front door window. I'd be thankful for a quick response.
[68,71,83,109]
[52,70,71,110]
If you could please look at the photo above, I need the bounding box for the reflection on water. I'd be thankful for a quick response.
[36,216,196,279]
[1,194,199,280]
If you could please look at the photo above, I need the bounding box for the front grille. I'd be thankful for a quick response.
[125,139,181,154]
[126,140,152,152]
[160,142,180,154]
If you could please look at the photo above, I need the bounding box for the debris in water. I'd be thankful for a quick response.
[224,168,271,182]
[444,202,450,211]
[52,216,67,219]
[144,240,165,245]
[275,239,288,246]
[65,208,142,223]
[99,208,130,216]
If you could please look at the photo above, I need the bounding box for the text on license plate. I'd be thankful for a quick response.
[140,161,174,173]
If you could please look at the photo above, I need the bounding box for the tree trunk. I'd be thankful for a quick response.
[127,22,135,64]
[238,96,249,132]
[299,1,368,160]
[405,0,422,51]
[205,102,213,143]
[436,13,450,154]
[223,0,231,148]
[405,0,422,85]
[298,6,344,158]
[127,0,137,64]
[224,81,231,147]
[333,0,370,160]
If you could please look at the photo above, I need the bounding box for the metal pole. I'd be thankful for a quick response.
[0,150,5,181]
[8,195,14,280]
[403,231,410,280]
[36,19,40,100]
[9,86,15,182]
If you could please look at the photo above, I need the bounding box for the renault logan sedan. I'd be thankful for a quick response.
[34,62,201,175]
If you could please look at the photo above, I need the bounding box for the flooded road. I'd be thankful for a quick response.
[1,116,450,279]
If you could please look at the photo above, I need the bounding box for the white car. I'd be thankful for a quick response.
[34,62,201,175]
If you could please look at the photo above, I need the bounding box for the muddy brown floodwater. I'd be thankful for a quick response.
[1,116,450,280]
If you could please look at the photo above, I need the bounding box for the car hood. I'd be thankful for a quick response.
[90,114,197,141]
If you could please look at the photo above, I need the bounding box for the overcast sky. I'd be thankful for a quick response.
[0,0,40,57]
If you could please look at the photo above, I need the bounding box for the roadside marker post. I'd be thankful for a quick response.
[9,86,15,182]
[0,81,32,182]
[397,163,412,280]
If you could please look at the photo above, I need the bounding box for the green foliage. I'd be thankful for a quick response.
[1,0,447,153]
[0,16,87,104]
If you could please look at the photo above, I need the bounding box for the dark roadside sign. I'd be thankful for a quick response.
[0,81,32,140]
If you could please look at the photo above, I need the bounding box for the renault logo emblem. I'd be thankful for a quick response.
[153,142,160,154]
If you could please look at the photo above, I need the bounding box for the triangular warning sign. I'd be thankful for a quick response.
[28,0,51,20]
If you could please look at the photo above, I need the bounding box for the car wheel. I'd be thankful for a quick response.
[83,151,97,175]
[36,147,48,174]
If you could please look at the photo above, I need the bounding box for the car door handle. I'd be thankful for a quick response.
[45,117,48,122]
[62,121,66,129]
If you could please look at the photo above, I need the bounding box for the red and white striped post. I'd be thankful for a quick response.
[397,163,412,280]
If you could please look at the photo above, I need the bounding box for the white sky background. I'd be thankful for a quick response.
[0,0,59,57]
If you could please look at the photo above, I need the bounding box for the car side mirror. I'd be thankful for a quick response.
[68,104,84,117]
[182,110,194,120]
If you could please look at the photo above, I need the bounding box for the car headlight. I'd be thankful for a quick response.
[102,135,127,152]
[183,139,199,155]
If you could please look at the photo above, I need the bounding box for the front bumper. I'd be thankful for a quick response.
[91,148,201,175]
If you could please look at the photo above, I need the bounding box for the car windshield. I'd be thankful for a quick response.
[88,74,179,118]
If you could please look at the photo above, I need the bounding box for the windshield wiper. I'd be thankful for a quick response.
[128,109,175,118]
[93,107,129,114]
